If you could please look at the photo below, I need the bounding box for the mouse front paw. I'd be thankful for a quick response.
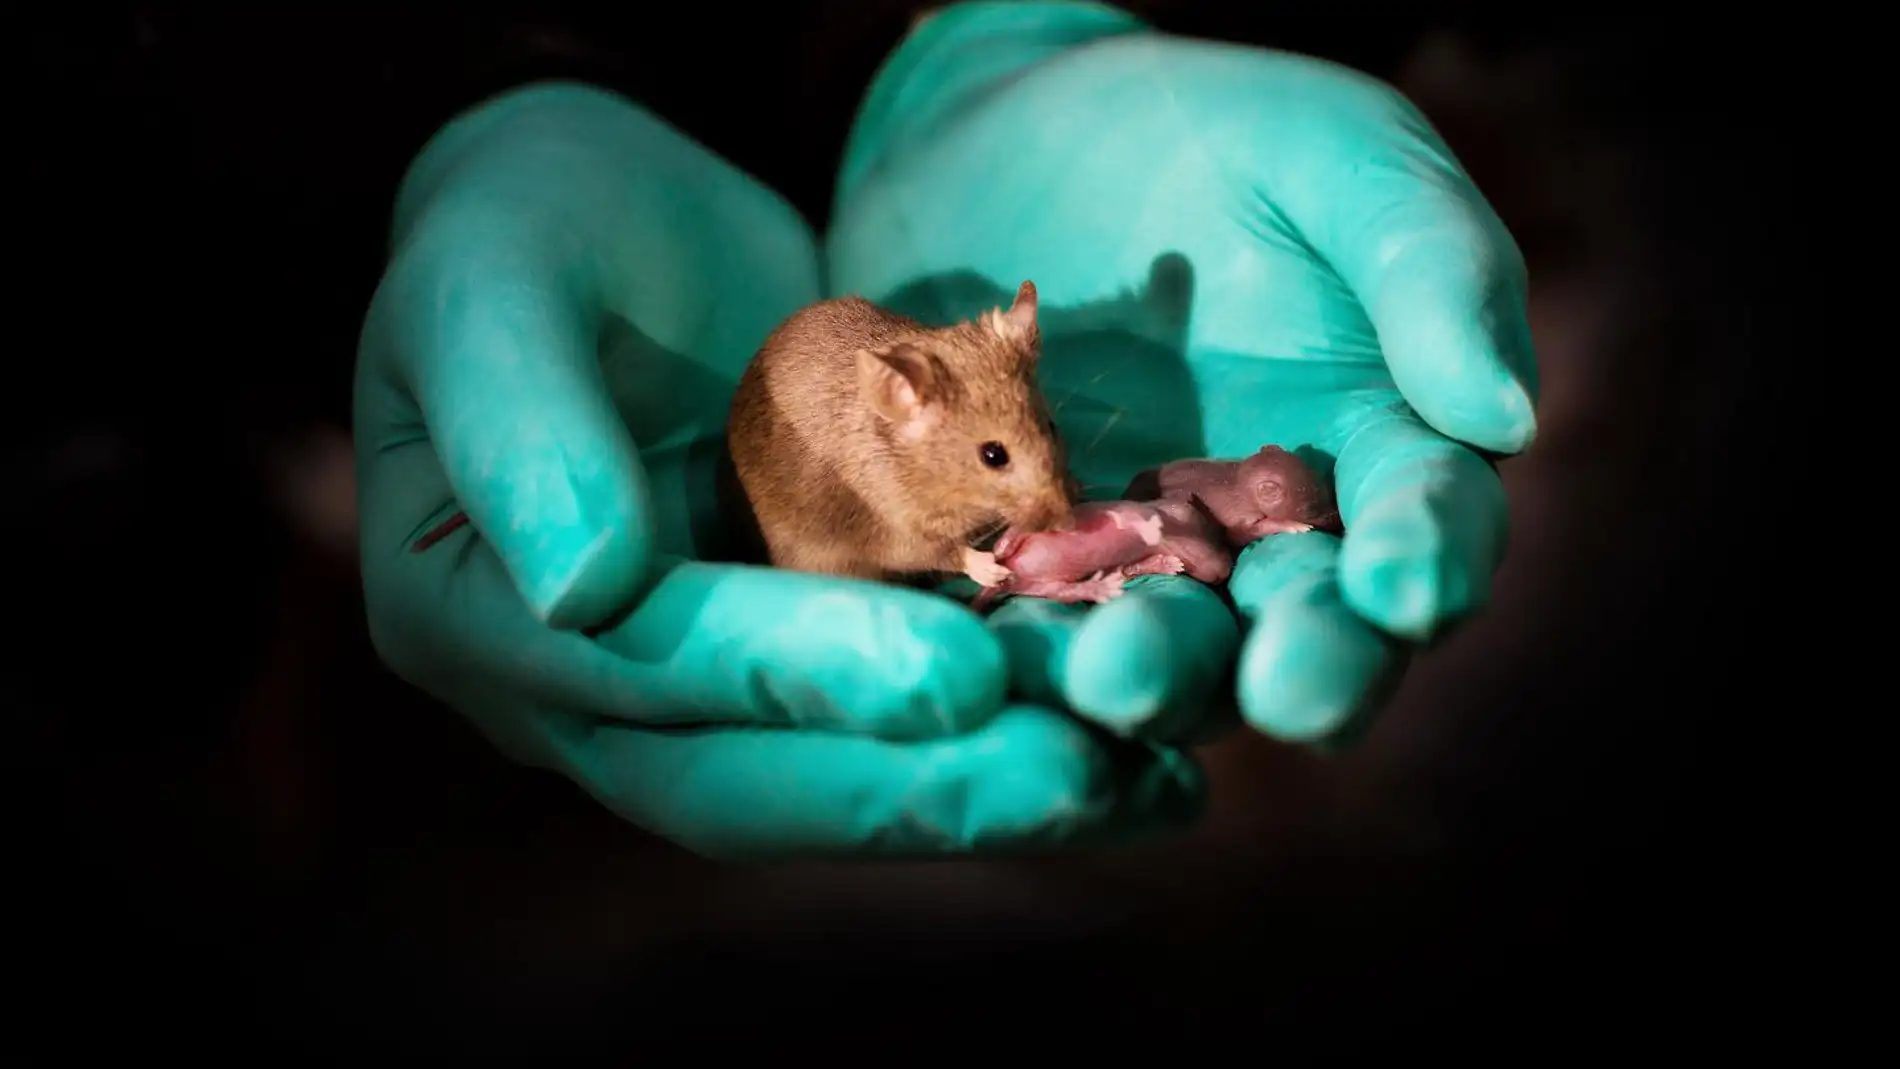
[961,547,1012,587]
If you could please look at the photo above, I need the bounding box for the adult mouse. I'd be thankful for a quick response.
[727,280,1076,586]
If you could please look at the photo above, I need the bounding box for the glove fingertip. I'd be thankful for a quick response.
[986,597,1090,707]
[1353,196,1542,457]
[1381,293,1539,456]
[523,514,654,630]
[1405,369,1538,457]
[1062,578,1237,741]
[1229,540,1399,744]
[477,469,655,631]
[1334,428,1507,643]
[1364,559,1497,645]
[1237,614,1386,744]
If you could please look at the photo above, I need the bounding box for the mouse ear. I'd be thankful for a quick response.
[857,343,935,423]
[985,280,1039,349]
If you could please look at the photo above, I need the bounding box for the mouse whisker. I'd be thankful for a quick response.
[968,518,1010,548]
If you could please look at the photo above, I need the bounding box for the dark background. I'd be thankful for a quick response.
[21,3,1785,1053]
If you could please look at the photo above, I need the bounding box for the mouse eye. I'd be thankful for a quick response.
[979,441,1011,469]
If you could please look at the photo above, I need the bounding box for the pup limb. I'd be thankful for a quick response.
[1229,516,1314,544]
[1000,571,1127,605]
[1121,553,1186,578]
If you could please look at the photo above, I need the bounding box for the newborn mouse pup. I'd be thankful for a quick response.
[972,496,1234,609]
[1125,444,1341,546]
[728,280,1076,586]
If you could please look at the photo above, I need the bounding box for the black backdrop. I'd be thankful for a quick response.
[21,4,1790,1054]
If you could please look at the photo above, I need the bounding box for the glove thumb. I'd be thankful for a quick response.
[397,249,653,631]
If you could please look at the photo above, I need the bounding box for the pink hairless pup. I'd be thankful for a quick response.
[1123,444,1341,545]
[970,444,1339,609]
[970,496,1233,609]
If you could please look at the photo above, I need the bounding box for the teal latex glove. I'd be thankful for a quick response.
[353,81,1200,860]
[829,2,1538,744]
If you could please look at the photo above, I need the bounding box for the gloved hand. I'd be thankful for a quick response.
[353,81,1200,860]
[828,1,1538,744]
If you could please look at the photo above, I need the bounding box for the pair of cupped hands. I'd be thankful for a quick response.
[355,2,1539,860]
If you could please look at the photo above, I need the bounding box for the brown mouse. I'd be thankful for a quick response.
[726,280,1077,586]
